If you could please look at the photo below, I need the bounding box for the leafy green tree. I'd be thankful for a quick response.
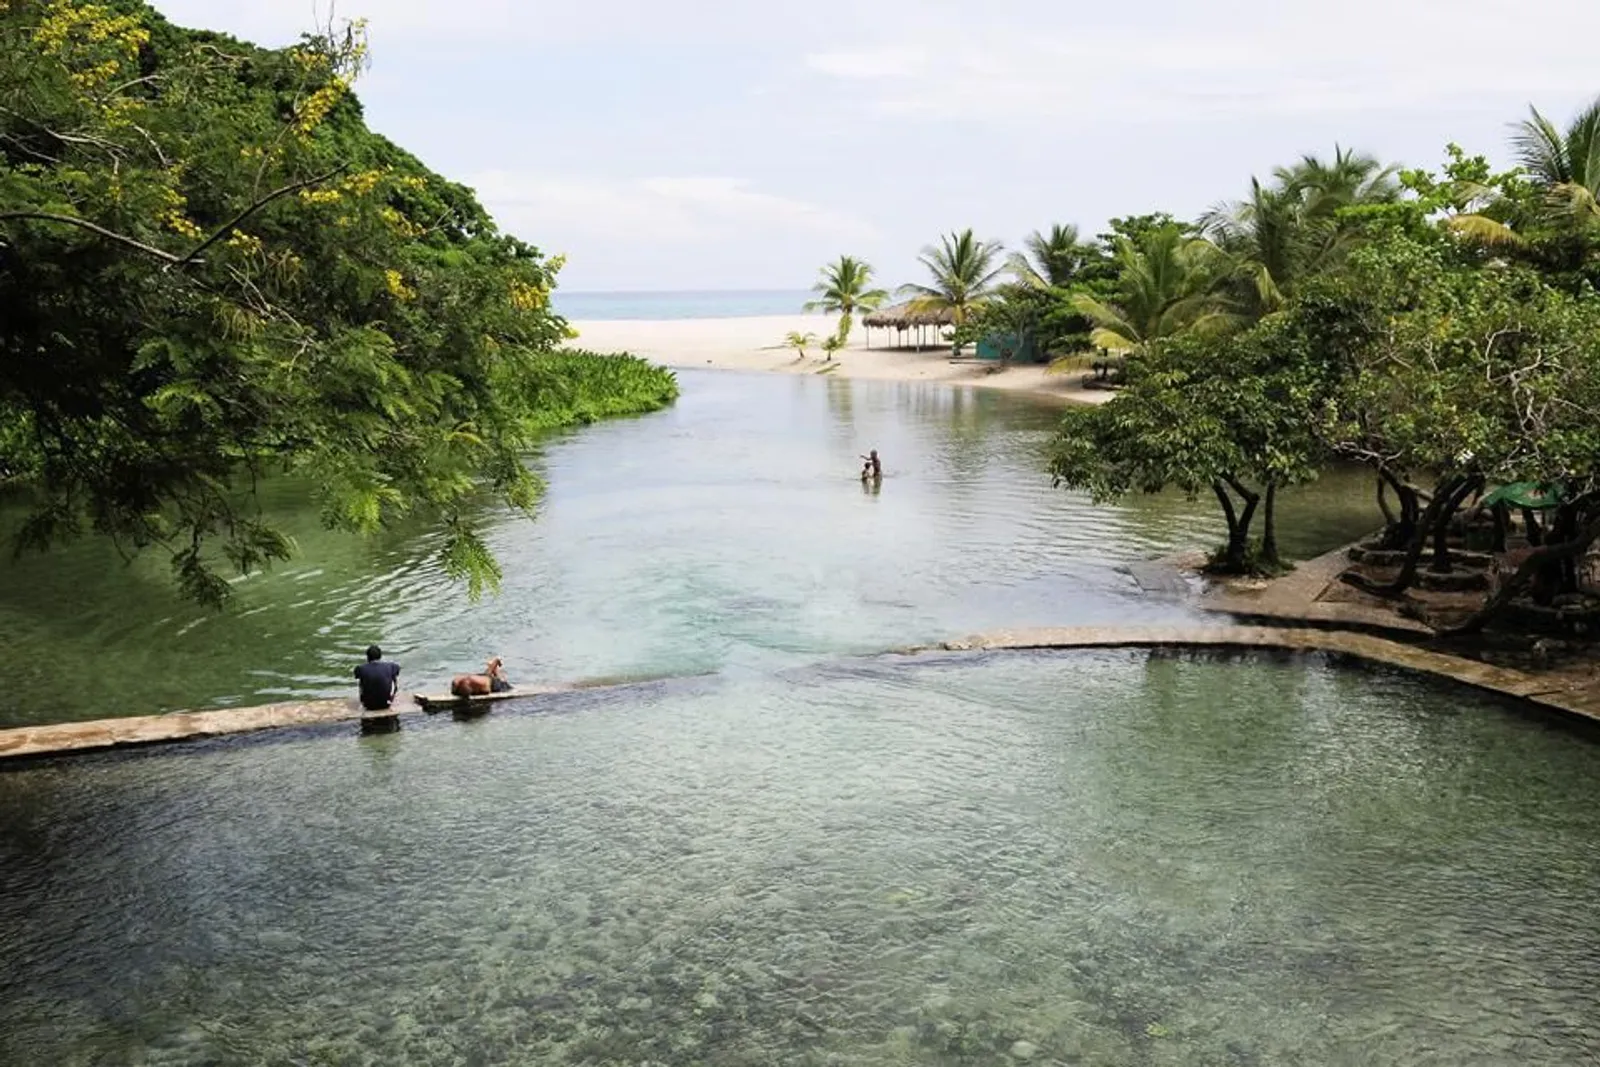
[820,334,844,362]
[0,0,673,604]
[803,255,887,345]
[1286,221,1600,618]
[899,228,1006,328]
[1050,317,1329,571]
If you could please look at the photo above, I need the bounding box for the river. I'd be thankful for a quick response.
[0,370,1377,726]
[1,371,1596,1064]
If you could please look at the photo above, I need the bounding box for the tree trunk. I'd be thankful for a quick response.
[1376,468,1418,549]
[1260,482,1280,565]
[1342,475,1470,597]
[1212,475,1260,572]
[1376,475,1396,530]
[1443,511,1600,635]
[1521,507,1543,546]
[1426,478,1479,574]
[1492,504,1508,553]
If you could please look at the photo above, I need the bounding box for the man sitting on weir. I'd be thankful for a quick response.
[354,645,401,711]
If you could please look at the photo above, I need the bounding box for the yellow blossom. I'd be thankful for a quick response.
[384,269,416,302]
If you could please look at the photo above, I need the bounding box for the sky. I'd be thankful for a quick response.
[148,0,1600,293]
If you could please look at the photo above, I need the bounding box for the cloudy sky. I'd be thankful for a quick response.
[149,0,1600,293]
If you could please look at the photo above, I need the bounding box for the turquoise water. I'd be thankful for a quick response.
[0,371,1383,725]
[553,289,812,320]
[1,651,1596,1064]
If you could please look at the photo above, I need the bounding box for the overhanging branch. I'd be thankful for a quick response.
[0,211,183,263]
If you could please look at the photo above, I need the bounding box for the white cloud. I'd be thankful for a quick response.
[805,2,1600,123]
[469,171,878,245]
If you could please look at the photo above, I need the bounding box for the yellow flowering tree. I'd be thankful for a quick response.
[0,0,671,603]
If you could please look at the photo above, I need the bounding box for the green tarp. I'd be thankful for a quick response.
[1480,482,1564,510]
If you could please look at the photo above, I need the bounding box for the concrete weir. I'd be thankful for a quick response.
[2,625,1597,763]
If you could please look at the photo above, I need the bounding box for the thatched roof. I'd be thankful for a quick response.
[862,300,954,328]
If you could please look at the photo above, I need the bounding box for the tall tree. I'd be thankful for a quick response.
[803,255,887,345]
[1007,223,1092,289]
[1067,225,1232,356]
[899,228,1006,327]
[1513,95,1600,231]
[1202,147,1397,322]
[0,0,674,603]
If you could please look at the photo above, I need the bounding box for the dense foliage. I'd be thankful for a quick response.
[0,0,676,603]
[1039,102,1600,630]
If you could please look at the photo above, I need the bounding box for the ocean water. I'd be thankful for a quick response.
[553,289,813,321]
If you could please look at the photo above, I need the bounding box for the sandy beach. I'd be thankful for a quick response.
[567,314,1113,405]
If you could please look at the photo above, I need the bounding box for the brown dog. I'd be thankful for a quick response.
[450,656,508,697]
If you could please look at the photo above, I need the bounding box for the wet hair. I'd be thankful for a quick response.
[366,645,382,661]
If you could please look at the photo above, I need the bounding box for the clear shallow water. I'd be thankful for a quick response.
[0,371,1384,725]
[552,289,813,320]
[1,650,1597,1065]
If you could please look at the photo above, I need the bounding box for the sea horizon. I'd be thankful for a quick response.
[553,288,817,322]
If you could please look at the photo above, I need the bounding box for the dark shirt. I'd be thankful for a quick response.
[354,660,401,710]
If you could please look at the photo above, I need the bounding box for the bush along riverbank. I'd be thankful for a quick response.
[521,350,680,433]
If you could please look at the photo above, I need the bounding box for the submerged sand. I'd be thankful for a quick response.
[567,314,1113,405]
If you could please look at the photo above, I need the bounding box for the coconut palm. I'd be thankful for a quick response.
[1007,223,1092,289]
[1202,146,1398,321]
[784,330,817,361]
[803,255,889,345]
[899,229,1006,329]
[1064,226,1233,358]
[1201,179,1302,319]
[1512,95,1600,229]
[1275,145,1400,218]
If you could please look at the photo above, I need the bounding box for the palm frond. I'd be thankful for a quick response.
[1511,107,1571,185]
[1445,213,1527,247]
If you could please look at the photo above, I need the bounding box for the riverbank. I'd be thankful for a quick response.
[565,315,1115,405]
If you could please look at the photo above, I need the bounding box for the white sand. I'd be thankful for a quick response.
[566,314,1113,405]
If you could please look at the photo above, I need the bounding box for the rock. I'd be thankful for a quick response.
[1010,1040,1039,1060]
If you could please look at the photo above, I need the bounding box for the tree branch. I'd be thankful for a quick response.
[0,211,184,263]
[175,164,348,268]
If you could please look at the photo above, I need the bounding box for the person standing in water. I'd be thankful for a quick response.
[859,449,881,479]
[354,645,401,710]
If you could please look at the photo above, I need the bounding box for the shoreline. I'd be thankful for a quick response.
[565,314,1115,406]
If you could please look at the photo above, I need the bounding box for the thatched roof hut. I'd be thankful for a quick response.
[862,301,955,329]
[861,300,955,351]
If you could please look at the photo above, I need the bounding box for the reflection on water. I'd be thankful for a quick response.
[0,371,1383,725]
[1,651,1596,1064]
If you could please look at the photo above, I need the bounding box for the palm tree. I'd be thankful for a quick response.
[784,330,817,361]
[803,255,889,345]
[820,334,844,362]
[1007,223,1092,289]
[1202,146,1398,321]
[898,229,1006,330]
[1201,179,1301,319]
[1064,225,1233,358]
[1512,95,1600,230]
[1275,145,1399,218]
